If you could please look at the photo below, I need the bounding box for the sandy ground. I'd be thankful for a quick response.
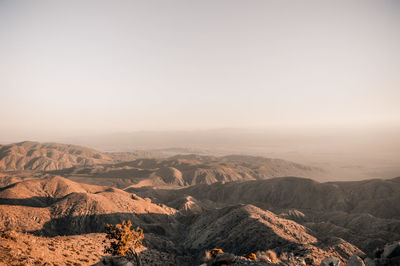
[0,231,106,266]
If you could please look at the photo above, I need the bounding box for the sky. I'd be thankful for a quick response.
[0,0,399,141]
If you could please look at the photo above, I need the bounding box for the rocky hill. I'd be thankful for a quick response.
[129,176,400,256]
[0,176,176,236]
[183,204,364,265]
[0,176,373,265]
[52,154,323,188]
[0,142,323,189]
[133,176,400,218]
[0,142,398,265]
[0,141,114,171]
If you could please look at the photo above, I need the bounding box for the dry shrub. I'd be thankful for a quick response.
[204,250,213,260]
[256,250,280,263]
[210,248,224,258]
[243,253,257,260]
[104,220,144,265]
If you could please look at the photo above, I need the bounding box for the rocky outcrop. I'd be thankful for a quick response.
[184,204,362,265]
[131,176,400,256]
[320,257,340,266]
[346,255,365,266]
[0,177,177,236]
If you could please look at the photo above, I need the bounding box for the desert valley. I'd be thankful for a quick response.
[0,141,399,265]
[1,1,399,265]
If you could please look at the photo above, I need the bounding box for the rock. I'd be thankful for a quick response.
[100,257,135,266]
[382,241,400,259]
[305,257,314,265]
[346,255,365,266]
[361,242,400,266]
[363,258,376,266]
[320,257,341,266]
[211,253,235,266]
[387,256,400,266]
[215,253,235,261]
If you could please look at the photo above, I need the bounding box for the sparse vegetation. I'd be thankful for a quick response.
[256,250,280,263]
[104,220,144,266]
[242,253,257,260]
[1,142,399,266]
[0,231,16,241]
[210,248,224,258]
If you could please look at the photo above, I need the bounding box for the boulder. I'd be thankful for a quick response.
[363,258,374,266]
[382,241,400,259]
[99,257,135,266]
[320,257,341,266]
[211,253,235,266]
[346,255,365,266]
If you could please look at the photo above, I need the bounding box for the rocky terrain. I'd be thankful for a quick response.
[0,142,323,188]
[50,154,323,189]
[0,141,399,265]
[0,141,114,171]
[0,176,367,265]
[0,176,176,235]
[130,176,400,256]
[0,231,191,266]
[0,141,153,172]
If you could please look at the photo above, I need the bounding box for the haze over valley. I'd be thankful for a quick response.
[0,140,399,265]
[1,0,399,265]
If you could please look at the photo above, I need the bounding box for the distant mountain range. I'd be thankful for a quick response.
[0,141,155,171]
[0,141,113,171]
[0,141,399,265]
[0,141,323,188]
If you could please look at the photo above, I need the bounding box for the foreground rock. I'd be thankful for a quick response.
[363,241,400,266]
[131,176,400,255]
[346,255,365,266]
[184,205,363,265]
[320,257,340,266]
[0,173,398,265]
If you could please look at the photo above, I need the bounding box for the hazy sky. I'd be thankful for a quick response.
[1,0,399,141]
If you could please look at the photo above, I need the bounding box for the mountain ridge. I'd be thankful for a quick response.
[0,142,322,187]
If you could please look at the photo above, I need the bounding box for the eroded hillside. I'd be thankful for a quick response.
[0,142,399,265]
[0,176,372,265]
[51,154,324,188]
[130,176,400,256]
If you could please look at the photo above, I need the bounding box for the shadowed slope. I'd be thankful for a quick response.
[183,204,363,265]
[58,154,323,188]
[0,176,176,235]
[155,176,400,218]
[128,176,400,255]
